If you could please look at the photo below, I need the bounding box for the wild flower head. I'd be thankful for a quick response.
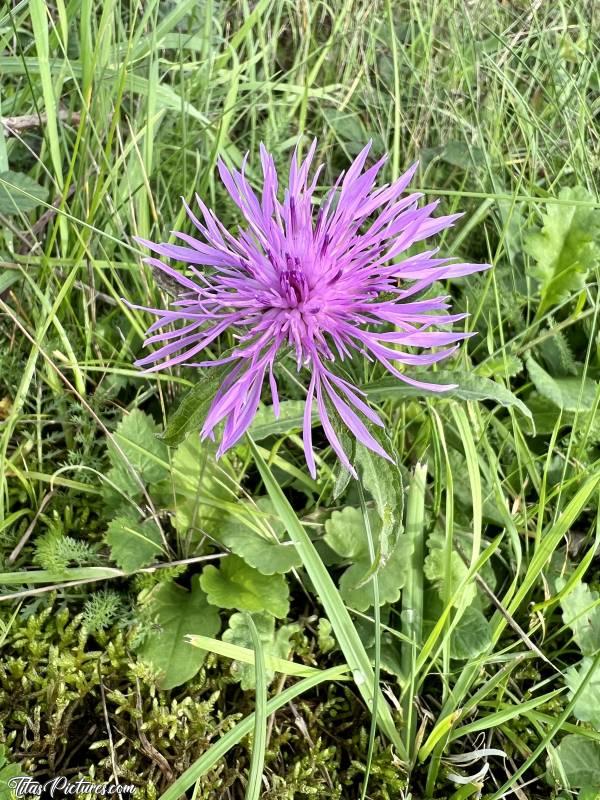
[131,141,488,477]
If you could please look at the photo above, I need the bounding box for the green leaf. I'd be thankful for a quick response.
[200,555,289,618]
[525,186,600,314]
[367,371,533,427]
[137,576,220,689]
[160,367,229,447]
[221,612,300,690]
[219,498,302,575]
[424,531,477,608]
[164,434,233,538]
[108,409,169,486]
[0,170,48,214]
[248,400,312,441]
[0,744,21,800]
[324,507,412,611]
[104,516,164,572]
[565,658,600,729]
[555,735,600,789]
[450,606,492,660]
[560,579,600,656]
[526,357,599,412]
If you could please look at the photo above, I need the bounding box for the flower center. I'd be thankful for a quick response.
[279,266,309,307]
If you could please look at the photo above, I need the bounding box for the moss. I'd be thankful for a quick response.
[1,600,405,798]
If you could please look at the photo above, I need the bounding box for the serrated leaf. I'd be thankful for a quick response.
[324,507,412,611]
[560,579,600,656]
[555,735,600,789]
[137,576,220,689]
[108,409,169,485]
[219,498,302,575]
[221,612,299,689]
[160,366,229,447]
[0,170,48,214]
[200,555,289,617]
[525,187,600,315]
[104,516,164,572]
[367,370,533,427]
[526,356,599,412]
[450,606,492,659]
[565,657,600,729]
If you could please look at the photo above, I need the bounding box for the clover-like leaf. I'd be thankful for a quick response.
[104,516,164,572]
[200,555,289,618]
[221,612,300,690]
[136,576,220,689]
[424,531,477,608]
[325,506,412,611]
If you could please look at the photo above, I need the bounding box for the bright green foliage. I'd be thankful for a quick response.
[554,735,600,790]
[525,187,600,315]
[104,516,164,572]
[137,577,220,689]
[218,499,302,575]
[200,555,290,618]
[221,612,300,689]
[0,745,20,800]
[324,507,412,611]
[161,433,233,538]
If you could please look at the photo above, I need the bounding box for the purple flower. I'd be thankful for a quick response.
[131,141,488,477]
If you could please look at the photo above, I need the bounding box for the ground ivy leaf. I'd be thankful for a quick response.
[525,186,600,315]
[222,612,300,690]
[108,409,169,484]
[200,555,290,618]
[0,170,48,213]
[555,734,600,789]
[104,516,164,572]
[450,606,492,659]
[325,507,412,611]
[526,357,599,413]
[219,499,301,575]
[137,576,220,689]
[339,535,412,612]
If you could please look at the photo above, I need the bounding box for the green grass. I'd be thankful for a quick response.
[1,1,600,798]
